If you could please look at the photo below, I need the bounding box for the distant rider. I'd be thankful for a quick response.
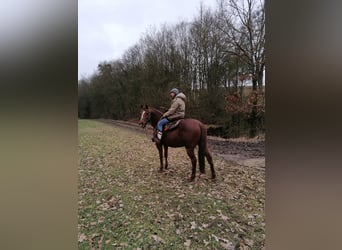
[152,88,186,143]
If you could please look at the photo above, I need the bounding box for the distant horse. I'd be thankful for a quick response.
[138,105,216,181]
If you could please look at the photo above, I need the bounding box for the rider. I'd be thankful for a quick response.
[152,88,186,143]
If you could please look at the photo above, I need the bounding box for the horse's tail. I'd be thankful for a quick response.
[198,123,207,174]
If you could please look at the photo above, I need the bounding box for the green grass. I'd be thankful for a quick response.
[78,119,265,249]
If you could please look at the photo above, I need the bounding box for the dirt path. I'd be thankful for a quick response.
[98,119,265,170]
[209,137,265,170]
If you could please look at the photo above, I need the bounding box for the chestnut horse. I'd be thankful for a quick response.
[138,105,216,181]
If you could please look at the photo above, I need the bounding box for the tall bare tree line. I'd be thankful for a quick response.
[78,0,265,137]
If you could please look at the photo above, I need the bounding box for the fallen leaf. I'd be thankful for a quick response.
[221,214,229,221]
[184,239,191,248]
[150,235,166,244]
[212,234,234,250]
[220,241,234,250]
[243,238,254,247]
[78,233,87,243]
[212,234,219,242]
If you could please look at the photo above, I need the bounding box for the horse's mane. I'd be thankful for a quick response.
[149,107,163,116]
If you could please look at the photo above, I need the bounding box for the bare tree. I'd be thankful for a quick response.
[217,0,265,90]
[217,0,265,137]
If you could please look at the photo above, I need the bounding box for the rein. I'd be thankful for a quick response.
[147,108,162,129]
[147,111,152,125]
[141,110,154,141]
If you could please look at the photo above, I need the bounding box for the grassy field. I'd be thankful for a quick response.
[78,120,265,249]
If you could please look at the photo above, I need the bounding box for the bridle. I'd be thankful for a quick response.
[139,109,152,128]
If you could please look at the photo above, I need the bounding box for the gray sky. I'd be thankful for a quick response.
[78,0,217,80]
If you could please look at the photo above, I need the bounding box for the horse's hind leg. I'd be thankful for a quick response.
[164,145,168,169]
[186,147,197,181]
[205,150,216,179]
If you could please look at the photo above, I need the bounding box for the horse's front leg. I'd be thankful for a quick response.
[156,143,163,171]
[164,145,168,169]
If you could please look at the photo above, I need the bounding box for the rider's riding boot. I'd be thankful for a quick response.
[152,130,162,144]
[151,130,156,142]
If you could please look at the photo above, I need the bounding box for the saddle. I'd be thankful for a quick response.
[163,119,182,132]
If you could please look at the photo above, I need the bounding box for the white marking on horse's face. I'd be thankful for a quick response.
[140,111,146,123]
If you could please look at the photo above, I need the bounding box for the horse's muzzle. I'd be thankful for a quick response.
[138,121,146,128]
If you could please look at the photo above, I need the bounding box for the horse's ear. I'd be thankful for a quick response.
[140,104,143,109]
[145,105,149,109]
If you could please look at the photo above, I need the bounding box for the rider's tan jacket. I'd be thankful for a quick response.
[163,93,186,121]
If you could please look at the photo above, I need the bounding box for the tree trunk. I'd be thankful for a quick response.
[249,78,258,138]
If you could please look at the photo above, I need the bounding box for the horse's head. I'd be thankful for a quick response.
[138,105,151,128]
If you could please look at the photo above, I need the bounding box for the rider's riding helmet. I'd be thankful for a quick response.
[170,88,179,95]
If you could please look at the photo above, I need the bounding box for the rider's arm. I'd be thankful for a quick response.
[163,101,179,118]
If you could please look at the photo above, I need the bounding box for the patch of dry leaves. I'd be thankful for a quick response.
[78,120,265,249]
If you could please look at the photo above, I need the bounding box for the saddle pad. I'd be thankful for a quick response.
[164,119,181,132]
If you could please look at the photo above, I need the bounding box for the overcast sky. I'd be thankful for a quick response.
[78,0,218,80]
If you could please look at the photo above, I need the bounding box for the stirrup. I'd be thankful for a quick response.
[152,136,161,144]
[152,131,160,143]
[157,131,162,140]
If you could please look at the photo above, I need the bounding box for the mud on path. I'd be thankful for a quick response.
[98,119,265,170]
[208,137,265,170]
